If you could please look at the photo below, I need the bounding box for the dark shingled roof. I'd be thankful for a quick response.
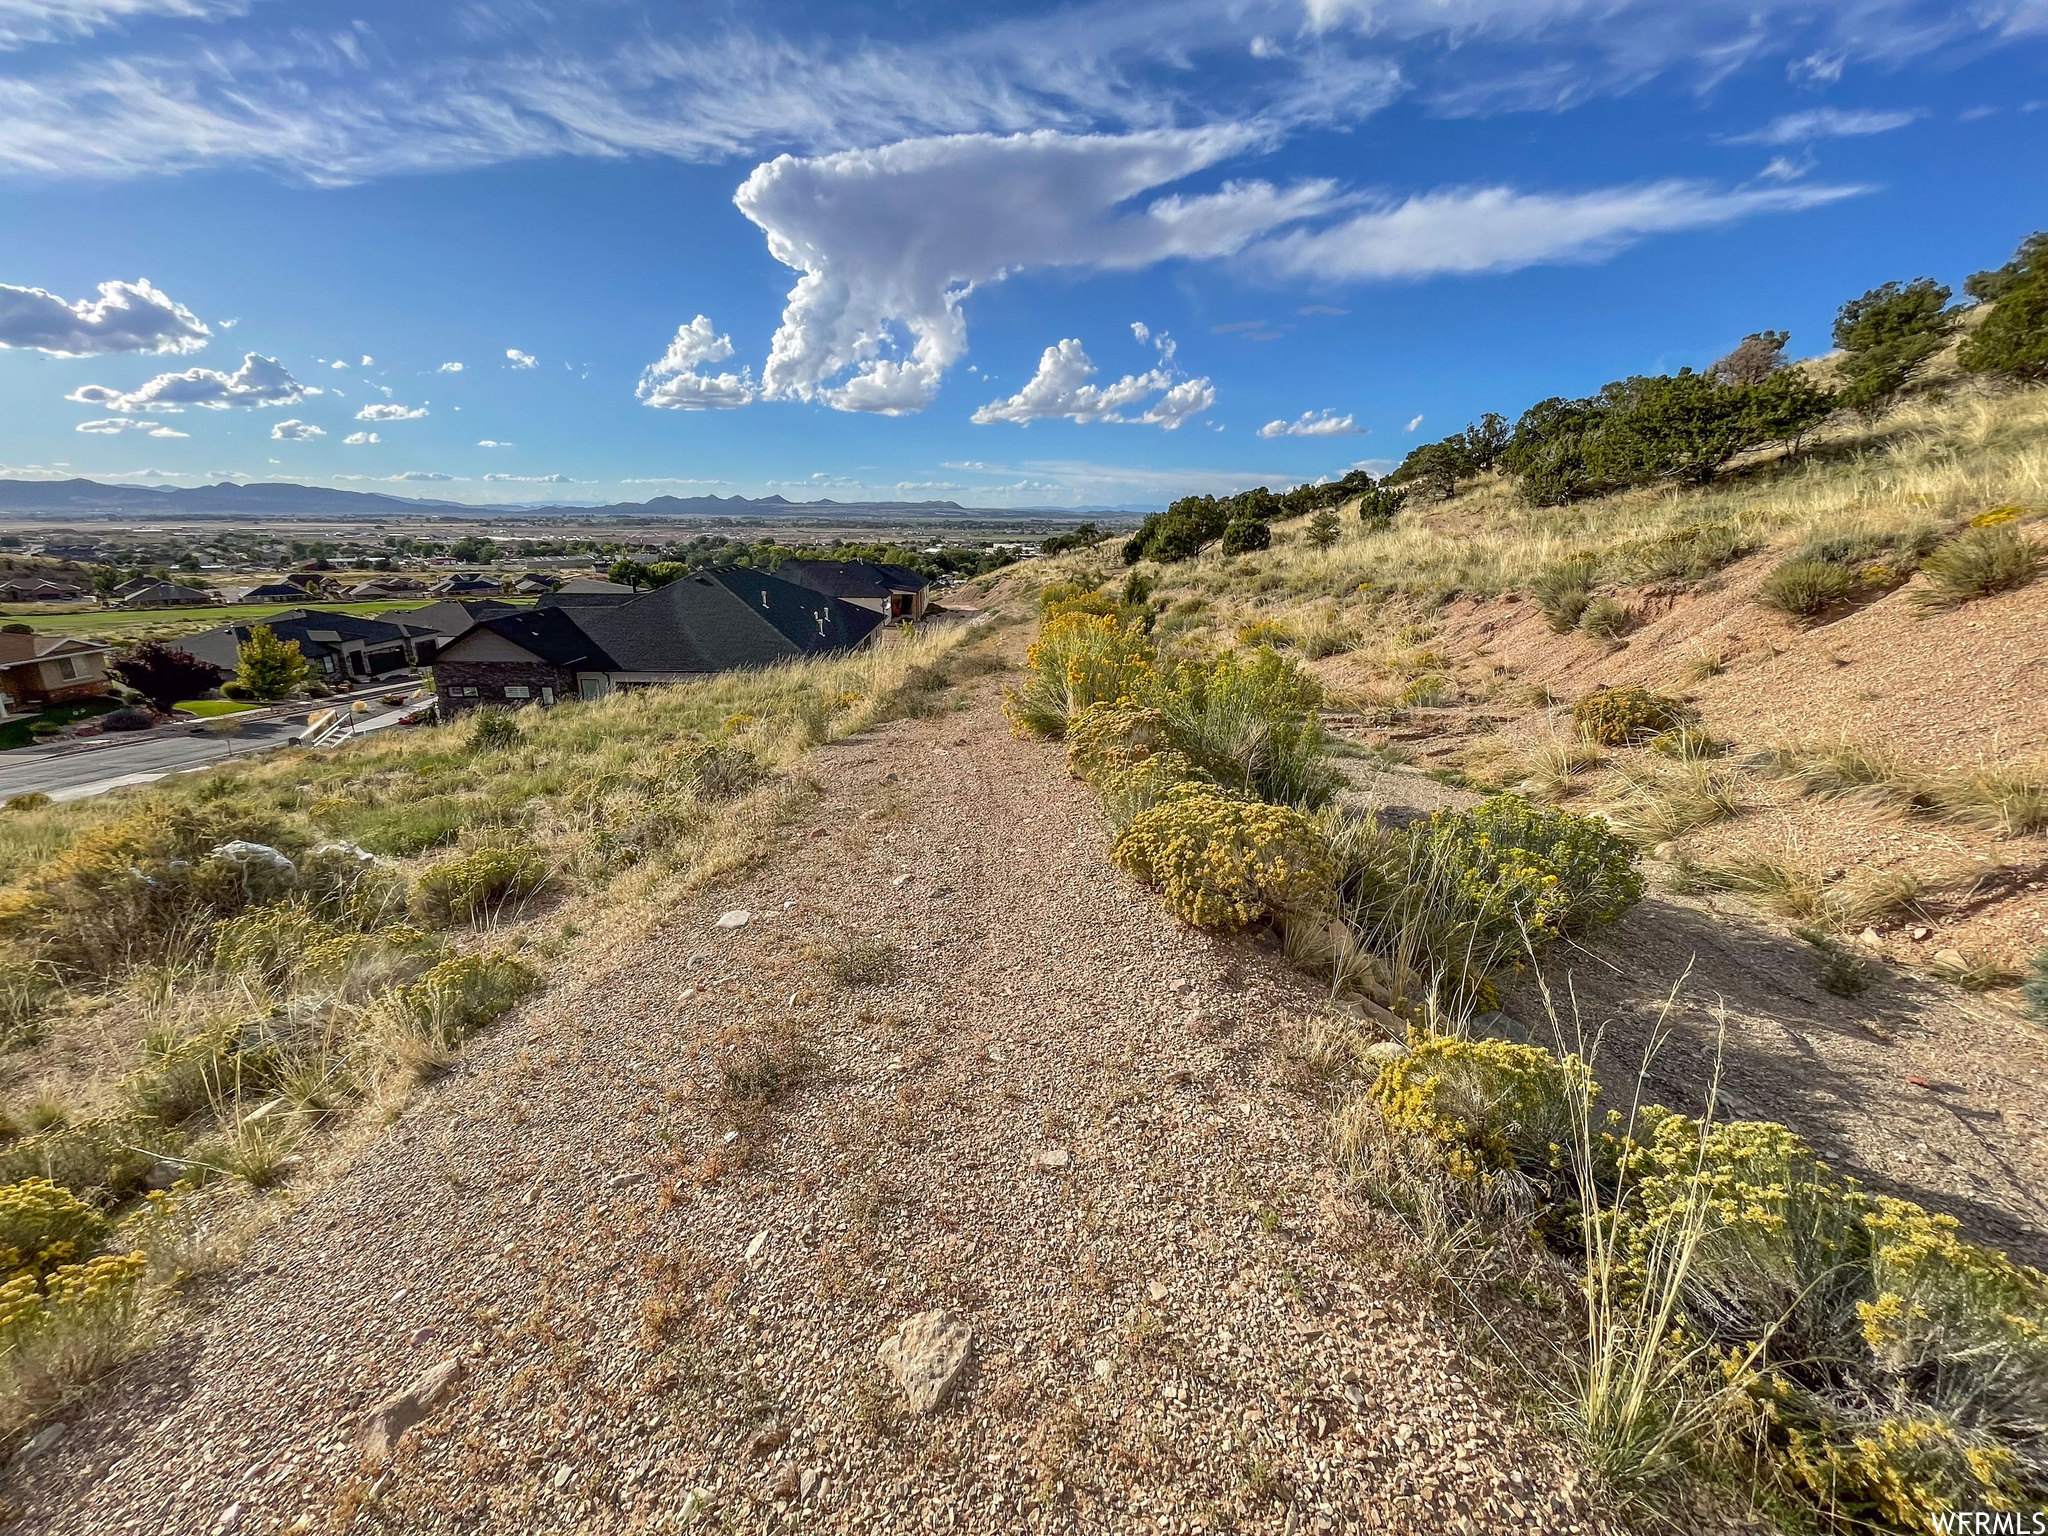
[448,566,882,676]
[399,598,520,637]
[774,559,931,601]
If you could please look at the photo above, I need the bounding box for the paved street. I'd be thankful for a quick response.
[0,716,314,801]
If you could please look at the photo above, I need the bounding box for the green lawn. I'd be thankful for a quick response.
[173,699,259,718]
[0,597,532,645]
[0,696,125,751]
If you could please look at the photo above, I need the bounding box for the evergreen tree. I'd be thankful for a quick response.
[1306,509,1341,549]
[1219,518,1271,555]
[234,624,312,700]
[1710,331,1789,387]
[1960,233,2048,381]
[1831,278,1957,415]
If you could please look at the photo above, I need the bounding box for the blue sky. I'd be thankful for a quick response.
[0,0,2043,510]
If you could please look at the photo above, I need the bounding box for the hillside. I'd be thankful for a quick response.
[0,384,2042,1535]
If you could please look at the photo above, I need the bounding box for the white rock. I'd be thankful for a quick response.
[359,1357,465,1460]
[891,874,912,888]
[1094,1358,1114,1382]
[1361,1040,1409,1068]
[715,909,750,929]
[1147,1281,1169,1303]
[214,1503,242,1532]
[876,1309,973,1414]
[1035,1148,1070,1169]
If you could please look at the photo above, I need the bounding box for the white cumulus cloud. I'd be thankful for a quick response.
[638,314,758,410]
[75,416,188,437]
[270,418,325,441]
[736,127,1332,415]
[1725,107,1925,145]
[391,470,452,481]
[476,438,512,447]
[483,472,576,482]
[438,361,464,372]
[329,358,348,369]
[971,336,1214,431]
[1258,410,1361,438]
[343,430,378,444]
[355,402,427,421]
[0,277,209,356]
[65,351,316,412]
[1405,414,1424,432]
[505,348,537,369]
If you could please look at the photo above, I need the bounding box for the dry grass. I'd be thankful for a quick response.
[1515,734,1605,802]
[1598,762,1743,845]
[1767,740,2048,836]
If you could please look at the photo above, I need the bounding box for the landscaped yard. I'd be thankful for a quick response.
[172,699,259,718]
[0,696,125,750]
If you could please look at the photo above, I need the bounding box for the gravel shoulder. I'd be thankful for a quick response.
[3,653,1625,1535]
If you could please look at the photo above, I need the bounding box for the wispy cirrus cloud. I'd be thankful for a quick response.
[0,0,2018,185]
[1724,106,1926,144]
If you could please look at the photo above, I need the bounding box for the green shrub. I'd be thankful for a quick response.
[1959,231,2048,381]
[1616,523,1759,583]
[1219,518,1271,556]
[467,707,519,751]
[336,795,468,856]
[1003,611,1154,739]
[1531,560,1598,633]
[1150,647,1338,809]
[0,1118,157,1199]
[386,952,538,1046]
[408,845,549,927]
[1577,596,1631,639]
[0,1179,108,1279]
[675,740,766,801]
[1334,796,1643,1001]
[1110,789,1334,928]
[1757,557,1857,619]
[2025,948,2048,1025]
[0,801,299,981]
[1399,673,1453,708]
[1911,525,2042,612]
[1369,1033,1588,1185]
[218,680,253,702]
[3,794,51,813]
[212,904,437,995]
[1095,749,1215,830]
[1063,704,1171,785]
[1572,686,1695,746]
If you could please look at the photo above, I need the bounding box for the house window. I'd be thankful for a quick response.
[453,686,479,698]
[55,656,78,680]
[504,685,530,699]
[541,687,555,706]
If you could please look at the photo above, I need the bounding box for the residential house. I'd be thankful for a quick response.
[213,580,314,605]
[0,577,87,604]
[432,566,883,713]
[0,633,115,717]
[114,580,214,608]
[391,599,519,662]
[429,574,503,597]
[180,609,439,683]
[512,573,559,595]
[775,559,933,621]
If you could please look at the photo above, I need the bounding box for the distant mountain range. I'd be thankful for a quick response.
[0,478,1104,522]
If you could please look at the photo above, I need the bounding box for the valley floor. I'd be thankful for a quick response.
[3,651,1623,1534]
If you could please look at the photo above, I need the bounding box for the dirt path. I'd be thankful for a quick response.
[6,663,1621,1535]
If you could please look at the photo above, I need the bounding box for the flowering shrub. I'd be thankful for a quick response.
[674,740,766,802]
[1096,750,1216,830]
[1572,685,1697,746]
[387,952,539,1045]
[1003,612,1154,739]
[408,845,549,927]
[1110,789,1333,927]
[1367,1033,1588,1184]
[0,1180,107,1280]
[1063,704,1171,784]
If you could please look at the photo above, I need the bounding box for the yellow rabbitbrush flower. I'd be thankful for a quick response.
[0,1179,107,1281]
[1004,612,1155,740]
[1109,789,1333,927]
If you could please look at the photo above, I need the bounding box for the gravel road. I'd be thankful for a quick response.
[3,666,1629,1535]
